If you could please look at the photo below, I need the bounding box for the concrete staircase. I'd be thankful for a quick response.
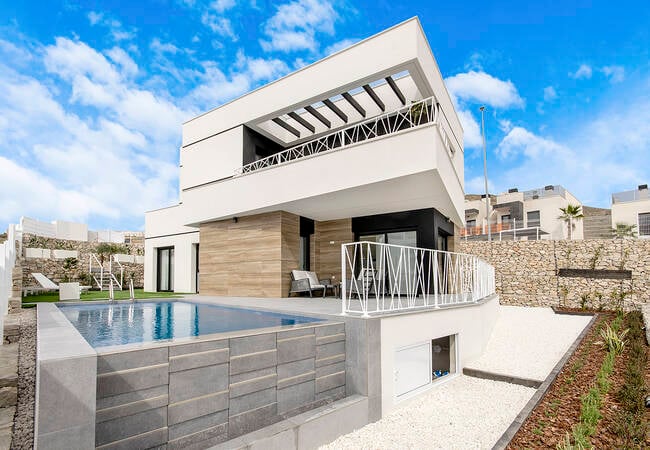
[89,254,123,291]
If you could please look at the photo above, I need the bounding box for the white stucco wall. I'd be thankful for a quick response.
[144,232,199,293]
[179,125,464,227]
[524,196,583,240]
[612,198,650,237]
[379,295,500,415]
[180,126,244,191]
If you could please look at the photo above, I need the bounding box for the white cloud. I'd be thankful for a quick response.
[210,0,236,12]
[189,52,290,108]
[150,38,179,55]
[601,65,625,83]
[261,0,338,53]
[496,126,568,159]
[569,64,592,79]
[490,88,650,206]
[543,86,557,102]
[445,71,524,109]
[87,11,103,26]
[201,14,237,41]
[457,109,482,149]
[86,10,136,42]
[0,37,193,230]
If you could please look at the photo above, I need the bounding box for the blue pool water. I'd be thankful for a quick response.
[58,301,321,348]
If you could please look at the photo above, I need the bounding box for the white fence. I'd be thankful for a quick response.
[0,226,20,341]
[341,241,495,316]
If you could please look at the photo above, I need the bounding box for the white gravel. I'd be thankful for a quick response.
[321,375,534,450]
[464,306,591,381]
[320,306,591,450]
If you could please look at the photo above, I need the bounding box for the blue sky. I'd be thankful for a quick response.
[1,0,649,232]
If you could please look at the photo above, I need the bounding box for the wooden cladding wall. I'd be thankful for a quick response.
[312,219,354,283]
[199,211,299,297]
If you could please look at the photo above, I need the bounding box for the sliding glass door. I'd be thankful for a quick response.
[157,247,174,292]
[358,231,417,295]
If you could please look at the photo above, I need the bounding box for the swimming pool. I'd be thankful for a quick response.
[58,300,322,348]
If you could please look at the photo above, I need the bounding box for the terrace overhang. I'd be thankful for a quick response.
[180,124,464,228]
[181,17,462,152]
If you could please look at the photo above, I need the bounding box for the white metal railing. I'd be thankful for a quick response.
[110,255,124,290]
[235,95,459,176]
[341,242,495,316]
[89,253,104,290]
[89,253,123,291]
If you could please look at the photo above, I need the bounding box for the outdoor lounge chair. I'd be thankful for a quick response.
[25,273,91,297]
[288,270,329,298]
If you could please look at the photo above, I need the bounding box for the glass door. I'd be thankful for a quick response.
[157,247,174,292]
[386,231,417,296]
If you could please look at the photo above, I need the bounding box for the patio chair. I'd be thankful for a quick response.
[288,270,328,298]
[27,273,91,297]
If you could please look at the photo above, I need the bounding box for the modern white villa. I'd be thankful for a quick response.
[462,184,585,240]
[611,184,650,237]
[144,17,465,296]
[30,18,501,450]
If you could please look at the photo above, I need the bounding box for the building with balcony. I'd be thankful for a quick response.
[144,18,465,295]
[462,185,584,240]
[611,184,650,238]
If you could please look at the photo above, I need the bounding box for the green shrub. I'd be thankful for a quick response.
[599,323,628,355]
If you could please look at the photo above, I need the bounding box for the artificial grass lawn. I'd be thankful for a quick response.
[22,288,185,304]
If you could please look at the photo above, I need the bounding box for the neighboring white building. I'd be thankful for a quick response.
[17,216,143,243]
[611,184,650,238]
[145,18,466,294]
[463,185,584,240]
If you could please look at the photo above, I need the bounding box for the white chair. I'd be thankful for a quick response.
[288,270,328,298]
[28,273,91,300]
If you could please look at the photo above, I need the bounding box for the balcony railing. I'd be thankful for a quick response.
[460,218,544,241]
[235,95,459,176]
[341,241,495,316]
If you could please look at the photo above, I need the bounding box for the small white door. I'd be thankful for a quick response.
[395,342,431,397]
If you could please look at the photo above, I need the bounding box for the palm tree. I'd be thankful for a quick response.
[558,204,584,240]
[612,222,637,239]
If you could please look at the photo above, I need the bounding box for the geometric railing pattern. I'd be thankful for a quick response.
[341,241,495,316]
[235,95,459,176]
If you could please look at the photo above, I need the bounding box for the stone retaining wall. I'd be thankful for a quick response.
[458,239,650,310]
[95,322,346,449]
[20,234,144,289]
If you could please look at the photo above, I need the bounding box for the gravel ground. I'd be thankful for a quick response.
[464,306,591,381]
[11,309,35,450]
[321,376,534,450]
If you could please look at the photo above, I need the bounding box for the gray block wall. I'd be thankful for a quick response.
[94,322,345,449]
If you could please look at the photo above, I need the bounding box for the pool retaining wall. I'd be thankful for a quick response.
[94,321,346,449]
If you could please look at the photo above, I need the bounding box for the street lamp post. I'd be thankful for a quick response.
[480,106,491,242]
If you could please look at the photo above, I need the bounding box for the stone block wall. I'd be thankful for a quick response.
[95,322,346,449]
[20,233,144,289]
[458,239,650,310]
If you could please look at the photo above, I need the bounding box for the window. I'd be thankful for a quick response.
[157,247,174,292]
[527,210,541,227]
[639,213,650,236]
[466,219,476,228]
[501,214,511,222]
